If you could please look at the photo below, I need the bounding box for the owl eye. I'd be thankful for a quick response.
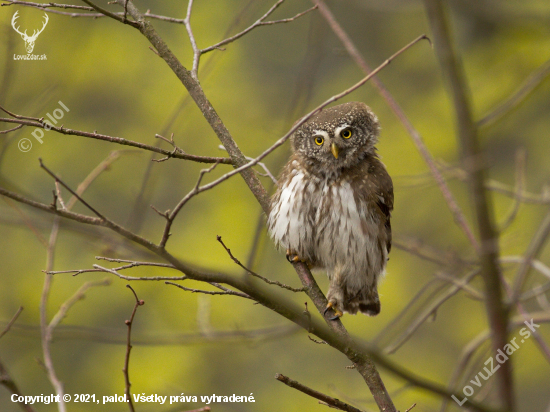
[341,128,353,139]
[314,136,324,146]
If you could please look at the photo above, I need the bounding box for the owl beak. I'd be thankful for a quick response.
[331,143,339,159]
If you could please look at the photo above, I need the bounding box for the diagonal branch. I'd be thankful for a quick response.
[80,0,139,27]
[217,236,305,292]
[479,58,550,127]
[39,158,105,219]
[423,1,513,410]
[202,1,318,54]
[275,373,365,412]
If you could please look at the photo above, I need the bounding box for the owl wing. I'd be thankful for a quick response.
[375,164,393,254]
[352,156,393,254]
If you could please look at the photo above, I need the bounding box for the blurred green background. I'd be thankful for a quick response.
[1,0,549,411]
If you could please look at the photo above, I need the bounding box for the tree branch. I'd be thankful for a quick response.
[275,373,365,412]
[0,185,500,412]
[123,285,144,412]
[423,1,513,410]
[0,109,231,164]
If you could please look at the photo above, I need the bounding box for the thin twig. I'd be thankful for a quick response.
[0,306,23,340]
[202,1,317,54]
[80,0,139,27]
[218,145,278,184]
[0,359,36,412]
[39,158,105,219]
[158,160,221,248]
[498,149,526,232]
[92,264,187,281]
[41,215,66,412]
[479,58,550,127]
[275,373,365,412]
[383,269,480,354]
[0,0,190,22]
[510,206,550,305]
[0,123,23,134]
[123,285,144,412]
[165,281,252,299]
[48,279,111,330]
[183,0,201,79]
[217,236,305,292]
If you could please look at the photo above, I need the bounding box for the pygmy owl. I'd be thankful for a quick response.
[267,102,393,319]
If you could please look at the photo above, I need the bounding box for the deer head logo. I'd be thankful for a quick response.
[11,11,49,54]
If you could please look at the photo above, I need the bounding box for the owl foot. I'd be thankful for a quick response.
[286,249,306,264]
[324,301,343,321]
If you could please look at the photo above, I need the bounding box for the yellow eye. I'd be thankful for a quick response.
[314,136,324,146]
[341,128,352,139]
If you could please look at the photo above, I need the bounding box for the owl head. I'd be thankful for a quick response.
[290,102,380,177]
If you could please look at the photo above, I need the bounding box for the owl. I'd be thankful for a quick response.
[267,102,393,319]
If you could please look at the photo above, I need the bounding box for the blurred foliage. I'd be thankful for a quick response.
[0,0,549,411]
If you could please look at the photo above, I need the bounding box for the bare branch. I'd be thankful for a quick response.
[80,0,139,27]
[440,160,550,205]
[276,373,365,412]
[123,285,144,412]
[510,205,550,305]
[48,279,111,330]
[92,264,186,281]
[165,281,252,300]
[96,256,176,268]
[39,158,105,219]
[158,160,221,248]
[202,1,318,54]
[498,149,526,232]
[218,145,278,185]
[41,215,66,412]
[405,404,417,412]
[0,0,190,22]
[217,236,306,292]
[479,58,550,127]
[312,0,479,252]
[0,123,23,134]
[423,1,513,408]
[0,308,34,412]
[0,306,23,340]
[382,269,480,354]
[0,109,231,164]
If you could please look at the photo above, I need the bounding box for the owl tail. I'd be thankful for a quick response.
[344,290,380,316]
[358,296,380,316]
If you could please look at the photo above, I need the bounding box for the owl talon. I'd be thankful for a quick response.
[286,249,304,264]
[324,302,343,320]
[328,313,343,321]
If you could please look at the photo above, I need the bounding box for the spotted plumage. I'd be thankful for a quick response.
[268,102,393,318]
